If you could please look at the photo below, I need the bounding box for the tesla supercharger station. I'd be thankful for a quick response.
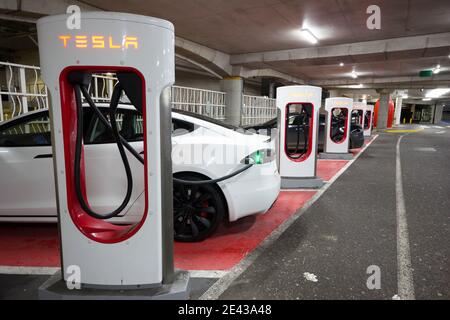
[277,85,324,189]
[364,104,374,137]
[353,101,367,129]
[37,12,189,299]
[320,97,353,160]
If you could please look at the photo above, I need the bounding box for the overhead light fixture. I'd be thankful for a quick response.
[339,62,344,67]
[299,28,318,44]
[351,70,358,79]
[425,88,450,98]
[422,98,432,101]
[403,95,409,99]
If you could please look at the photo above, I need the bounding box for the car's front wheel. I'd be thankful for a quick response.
[173,173,225,242]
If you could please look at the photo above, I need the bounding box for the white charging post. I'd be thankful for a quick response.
[353,101,367,129]
[36,12,189,299]
[364,104,374,137]
[277,85,324,189]
[320,97,353,160]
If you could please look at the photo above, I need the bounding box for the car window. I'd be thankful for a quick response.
[86,109,144,144]
[172,118,195,136]
[0,114,51,147]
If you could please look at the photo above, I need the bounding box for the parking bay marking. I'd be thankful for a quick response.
[200,135,379,300]
[396,135,415,300]
[0,266,228,279]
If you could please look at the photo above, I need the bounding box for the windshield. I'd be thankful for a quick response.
[172,109,239,130]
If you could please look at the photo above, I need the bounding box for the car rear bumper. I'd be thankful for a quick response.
[219,161,281,222]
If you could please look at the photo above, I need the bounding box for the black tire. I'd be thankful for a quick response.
[173,173,225,242]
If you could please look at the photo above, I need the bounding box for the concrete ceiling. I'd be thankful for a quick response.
[82,0,450,54]
[79,0,450,94]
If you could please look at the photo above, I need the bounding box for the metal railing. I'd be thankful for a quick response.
[241,95,277,126]
[88,73,118,103]
[171,85,226,120]
[1,62,278,127]
[0,62,49,122]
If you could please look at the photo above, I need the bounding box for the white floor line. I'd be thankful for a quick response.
[0,266,60,275]
[188,270,229,278]
[395,135,415,300]
[0,265,229,280]
[199,135,379,300]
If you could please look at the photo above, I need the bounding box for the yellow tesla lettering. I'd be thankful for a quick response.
[108,36,121,49]
[92,36,105,49]
[75,35,88,48]
[57,35,139,50]
[58,35,71,48]
[124,36,138,49]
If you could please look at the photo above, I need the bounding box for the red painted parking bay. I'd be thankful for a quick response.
[0,191,315,271]
[0,137,374,271]
[174,191,316,270]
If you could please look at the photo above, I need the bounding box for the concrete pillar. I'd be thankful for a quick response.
[269,82,276,98]
[329,90,340,98]
[376,89,391,129]
[433,104,444,124]
[394,97,403,125]
[221,76,243,126]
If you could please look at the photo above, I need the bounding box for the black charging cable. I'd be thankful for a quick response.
[288,108,310,159]
[70,73,253,220]
[73,83,133,219]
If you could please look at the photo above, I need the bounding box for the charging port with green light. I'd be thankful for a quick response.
[241,149,275,165]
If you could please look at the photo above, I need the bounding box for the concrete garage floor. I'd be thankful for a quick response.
[0,126,448,300]
[206,126,450,300]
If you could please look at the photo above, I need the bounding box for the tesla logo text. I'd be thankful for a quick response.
[58,35,139,49]
[289,92,314,98]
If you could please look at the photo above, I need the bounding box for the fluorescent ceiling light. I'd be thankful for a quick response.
[425,88,450,98]
[339,62,344,67]
[351,70,358,79]
[299,29,318,44]
[422,98,432,101]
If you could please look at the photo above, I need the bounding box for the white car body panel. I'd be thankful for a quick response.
[0,107,280,223]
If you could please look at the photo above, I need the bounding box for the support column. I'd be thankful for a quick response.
[433,104,444,124]
[221,76,243,126]
[328,90,340,98]
[376,89,391,129]
[394,96,403,125]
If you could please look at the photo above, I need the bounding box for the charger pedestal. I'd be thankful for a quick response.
[281,176,325,189]
[277,85,324,189]
[319,97,354,160]
[36,12,189,299]
[39,270,190,300]
[319,152,353,160]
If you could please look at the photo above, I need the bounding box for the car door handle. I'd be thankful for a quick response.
[34,154,53,159]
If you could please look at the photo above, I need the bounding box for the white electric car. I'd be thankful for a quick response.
[0,105,280,241]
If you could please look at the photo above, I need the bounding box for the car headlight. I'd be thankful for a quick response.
[241,148,276,165]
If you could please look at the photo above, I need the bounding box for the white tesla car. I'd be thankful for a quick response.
[0,105,280,241]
